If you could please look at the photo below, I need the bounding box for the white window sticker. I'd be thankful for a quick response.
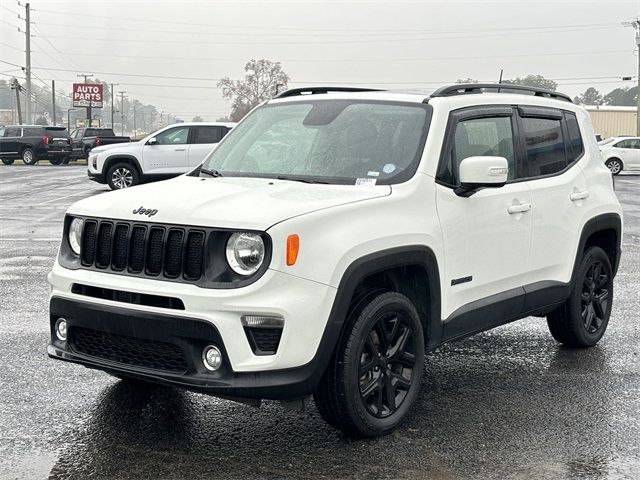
[355,178,377,186]
[367,171,380,177]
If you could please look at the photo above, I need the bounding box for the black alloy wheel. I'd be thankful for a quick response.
[580,260,610,335]
[547,246,613,347]
[358,311,417,418]
[314,291,424,436]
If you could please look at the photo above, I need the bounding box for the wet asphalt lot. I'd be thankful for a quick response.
[0,165,638,480]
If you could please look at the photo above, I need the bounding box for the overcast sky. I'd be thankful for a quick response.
[1,0,639,121]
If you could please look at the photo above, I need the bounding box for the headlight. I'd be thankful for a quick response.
[225,232,265,276]
[68,217,84,255]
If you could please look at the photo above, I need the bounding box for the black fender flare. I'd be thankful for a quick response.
[301,245,442,392]
[104,154,142,177]
[571,212,622,281]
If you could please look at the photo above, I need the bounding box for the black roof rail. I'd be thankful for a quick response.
[429,83,572,103]
[275,86,384,99]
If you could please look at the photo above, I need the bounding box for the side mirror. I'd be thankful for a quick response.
[147,137,158,145]
[456,156,508,197]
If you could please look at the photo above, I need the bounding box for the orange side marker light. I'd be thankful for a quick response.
[286,234,300,266]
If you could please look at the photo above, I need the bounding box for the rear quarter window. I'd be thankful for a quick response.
[564,112,584,163]
[23,127,44,136]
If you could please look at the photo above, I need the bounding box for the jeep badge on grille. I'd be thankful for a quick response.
[132,206,158,217]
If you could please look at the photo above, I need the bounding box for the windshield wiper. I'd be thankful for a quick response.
[276,175,328,184]
[199,167,223,178]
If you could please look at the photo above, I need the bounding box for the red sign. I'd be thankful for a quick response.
[72,83,104,108]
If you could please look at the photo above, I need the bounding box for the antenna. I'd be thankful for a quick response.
[497,69,504,93]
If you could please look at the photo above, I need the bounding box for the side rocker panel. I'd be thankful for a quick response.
[440,212,621,344]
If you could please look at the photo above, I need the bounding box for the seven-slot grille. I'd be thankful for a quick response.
[80,219,205,281]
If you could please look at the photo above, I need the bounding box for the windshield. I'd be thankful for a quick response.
[200,100,430,185]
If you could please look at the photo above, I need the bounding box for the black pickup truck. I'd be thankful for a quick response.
[70,128,130,160]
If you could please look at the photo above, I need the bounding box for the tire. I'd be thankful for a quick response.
[22,148,37,165]
[49,157,63,166]
[314,291,425,437]
[1,158,14,165]
[547,246,613,347]
[605,158,622,175]
[106,162,140,190]
[62,156,71,165]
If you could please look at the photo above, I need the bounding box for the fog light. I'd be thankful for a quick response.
[241,315,284,328]
[55,318,68,341]
[202,345,223,371]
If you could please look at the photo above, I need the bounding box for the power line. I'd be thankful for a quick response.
[0,5,20,16]
[30,23,85,72]
[36,25,623,45]
[26,49,631,64]
[31,19,621,38]
[29,8,619,35]
[0,41,23,52]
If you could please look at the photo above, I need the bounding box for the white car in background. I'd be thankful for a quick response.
[599,136,640,175]
[87,122,236,189]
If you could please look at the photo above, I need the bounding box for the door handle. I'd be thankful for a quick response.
[174,147,186,151]
[569,190,589,201]
[507,203,531,214]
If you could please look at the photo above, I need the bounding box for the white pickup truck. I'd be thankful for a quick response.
[87,122,235,189]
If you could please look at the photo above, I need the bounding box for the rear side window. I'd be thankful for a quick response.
[565,113,584,163]
[192,126,224,144]
[521,117,566,177]
[614,139,637,148]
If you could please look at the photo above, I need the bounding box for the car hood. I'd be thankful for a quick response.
[68,175,391,230]
[91,141,141,155]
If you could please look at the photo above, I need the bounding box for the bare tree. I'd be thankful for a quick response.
[218,59,289,121]
[192,115,204,122]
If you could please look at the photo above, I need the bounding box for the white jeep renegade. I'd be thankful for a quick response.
[48,84,622,437]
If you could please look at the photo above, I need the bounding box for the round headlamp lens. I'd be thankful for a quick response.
[225,232,265,276]
[68,218,84,255]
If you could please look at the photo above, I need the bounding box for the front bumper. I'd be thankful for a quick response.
[87,169,106,183]
[49,297,330,399]
[48,264,339,399]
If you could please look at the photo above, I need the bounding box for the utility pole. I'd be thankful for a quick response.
[624,18,640,135]
[11,79,23,124]
[110,83,118,128]
[133,104,137,138]
[19,2,32,124]
[118,91,127,136]
[51,80,56,125]
[77,73,93,127]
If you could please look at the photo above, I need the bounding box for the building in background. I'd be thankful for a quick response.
[585,106,638,138]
